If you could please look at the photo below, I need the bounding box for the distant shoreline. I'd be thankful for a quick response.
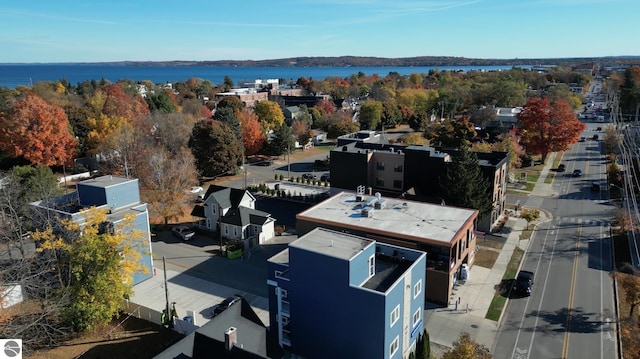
[1,55,639,67]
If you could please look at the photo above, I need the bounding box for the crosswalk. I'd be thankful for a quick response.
[552,216,613,227]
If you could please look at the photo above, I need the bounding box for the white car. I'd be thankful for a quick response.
[188,186,203,194]
[172,225,195,241]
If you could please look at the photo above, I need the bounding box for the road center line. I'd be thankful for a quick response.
[561,225,581,358]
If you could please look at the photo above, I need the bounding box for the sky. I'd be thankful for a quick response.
[0,0,638,63]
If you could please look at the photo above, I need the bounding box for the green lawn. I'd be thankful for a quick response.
[485,247,524,321]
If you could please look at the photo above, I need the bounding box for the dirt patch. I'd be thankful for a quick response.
[474,248,499,269]
[30,315,184,359]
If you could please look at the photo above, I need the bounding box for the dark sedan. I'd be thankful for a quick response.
[514,270,534,296]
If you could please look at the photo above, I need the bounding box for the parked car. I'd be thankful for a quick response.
[254,159,273,166]
[557,164,566,172]
[515,270,534,296]
[320,173,330,182]
[188,186,203,194]
[579,137,586,142]
[172,225,195,241]
[592,134,599,140]
[572,169,582,177]
[591,181,601,191]
[302,173,317,180]
[596,127,602,131]
[212,294,243,317]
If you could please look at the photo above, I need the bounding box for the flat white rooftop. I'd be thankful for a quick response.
[297,191,477,245]
[289,227,374,261]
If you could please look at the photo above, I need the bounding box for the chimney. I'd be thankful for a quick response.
[224,327,237,351]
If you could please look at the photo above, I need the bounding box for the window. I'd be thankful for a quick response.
[394,164,403,173]
[368,255,375,276]
[413,308,421,326]
[390,336,399,357]
[393,180,402,189]
[377,162,385,171]
[224,226,228,234]
[414,279,422,298]
[280,288,288,298]
[390,305,400,326]
[376,178,385,187]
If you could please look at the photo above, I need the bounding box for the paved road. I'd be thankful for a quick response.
[495,81,617,359]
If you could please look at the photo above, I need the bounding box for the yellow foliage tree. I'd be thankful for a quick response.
[85,114,130,155]
[33,208,146,331]
[441,332,492,359]
[253,100,284,133]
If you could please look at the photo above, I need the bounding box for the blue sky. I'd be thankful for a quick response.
[0,0,637,63]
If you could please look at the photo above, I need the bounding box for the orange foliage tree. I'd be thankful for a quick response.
[0,94,77,166]
[517,97,585,162]
[238,108,265,156]
[94,83,150,124]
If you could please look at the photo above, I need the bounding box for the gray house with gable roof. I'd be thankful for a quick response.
[191,185,275,248]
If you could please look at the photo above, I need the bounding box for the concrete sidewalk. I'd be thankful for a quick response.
[424,153,557,352]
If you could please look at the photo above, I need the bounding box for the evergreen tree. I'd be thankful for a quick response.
[214,106,242,143]
[265,123,295,156]
[439,145,492,217]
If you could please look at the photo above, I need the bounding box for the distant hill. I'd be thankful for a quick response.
[103,56,640,67]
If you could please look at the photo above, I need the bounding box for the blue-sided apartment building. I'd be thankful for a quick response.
[267,227,427,359]
[30,175,153,285]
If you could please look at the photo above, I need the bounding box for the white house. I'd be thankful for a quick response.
[191,185,275,248]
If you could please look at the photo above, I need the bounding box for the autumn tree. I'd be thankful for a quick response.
[424,116,477,148]
[0,168,70,353]
[441,332,492,359]
[359,100,383,130]
[440,145,492,217]
[291,119,312,147]
[402,132,427,146]
[216,95,244,112]
[238,108,265,156]
[517,97,585,162]
[33,208,146,332]
[85,114,129,155]
[520,208,540,230]
[188,119,243,177]
[315,99,336,116]
[0,94,77,166]
[253,100,285,132]
[94,83,150,124]
[381,100,403,129]
[148,112,194,155]
[471,130,524,170]
[618,271,640,318]
[616,270,640,358]
[141,148,199,225]
[603,125,620,158]
[325,111,359,138]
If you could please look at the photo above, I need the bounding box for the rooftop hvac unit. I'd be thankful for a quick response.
[374,199,385,210]
[361,207,372,217]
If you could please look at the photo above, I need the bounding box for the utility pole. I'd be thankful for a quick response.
[162,256,172,328]
[219,204,223,257]
[287,144,291,179]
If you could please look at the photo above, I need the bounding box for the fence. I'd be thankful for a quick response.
[121,299,199,336]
